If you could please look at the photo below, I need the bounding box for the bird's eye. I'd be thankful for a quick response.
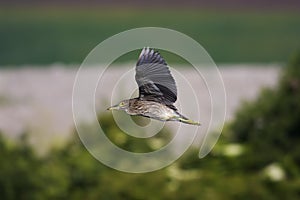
[120,102,124,106]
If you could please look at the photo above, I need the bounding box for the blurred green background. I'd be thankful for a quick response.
[1,6,300,66]
[1,1,300,199]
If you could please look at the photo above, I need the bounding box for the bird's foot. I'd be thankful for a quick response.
[177,117,201,126]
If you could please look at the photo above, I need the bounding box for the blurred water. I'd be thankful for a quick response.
[0,64,280,149]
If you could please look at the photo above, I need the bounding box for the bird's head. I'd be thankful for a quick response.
[107,100,129,111]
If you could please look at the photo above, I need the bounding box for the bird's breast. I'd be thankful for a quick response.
[129,100,177,121]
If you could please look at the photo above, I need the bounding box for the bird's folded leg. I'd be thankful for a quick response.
[176,117,201,126]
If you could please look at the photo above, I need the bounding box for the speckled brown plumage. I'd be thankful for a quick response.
[107,47,200,126]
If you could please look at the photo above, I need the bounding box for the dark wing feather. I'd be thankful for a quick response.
[135,47,177,104]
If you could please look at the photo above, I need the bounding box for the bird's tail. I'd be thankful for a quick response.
[176,114,201,126]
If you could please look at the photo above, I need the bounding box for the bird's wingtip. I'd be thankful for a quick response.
[139,47,155,58]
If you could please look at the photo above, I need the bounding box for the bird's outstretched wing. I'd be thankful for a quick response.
[135,47,177,105]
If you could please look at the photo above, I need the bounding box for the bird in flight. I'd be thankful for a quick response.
[107,47,200,126]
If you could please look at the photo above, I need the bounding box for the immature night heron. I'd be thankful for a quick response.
[107,47,200,126]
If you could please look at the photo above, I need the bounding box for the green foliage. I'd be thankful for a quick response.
[0,115,173,200]
[99,114,171,153]
[0,134,49,200]
[228,50,300,170]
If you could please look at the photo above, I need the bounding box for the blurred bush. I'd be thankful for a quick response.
[229,50,300,170]
[0,115,172,200]
[1,51,300,199]
[176,51,300,199]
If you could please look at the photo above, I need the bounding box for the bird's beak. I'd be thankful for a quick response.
[107,105,119,111]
